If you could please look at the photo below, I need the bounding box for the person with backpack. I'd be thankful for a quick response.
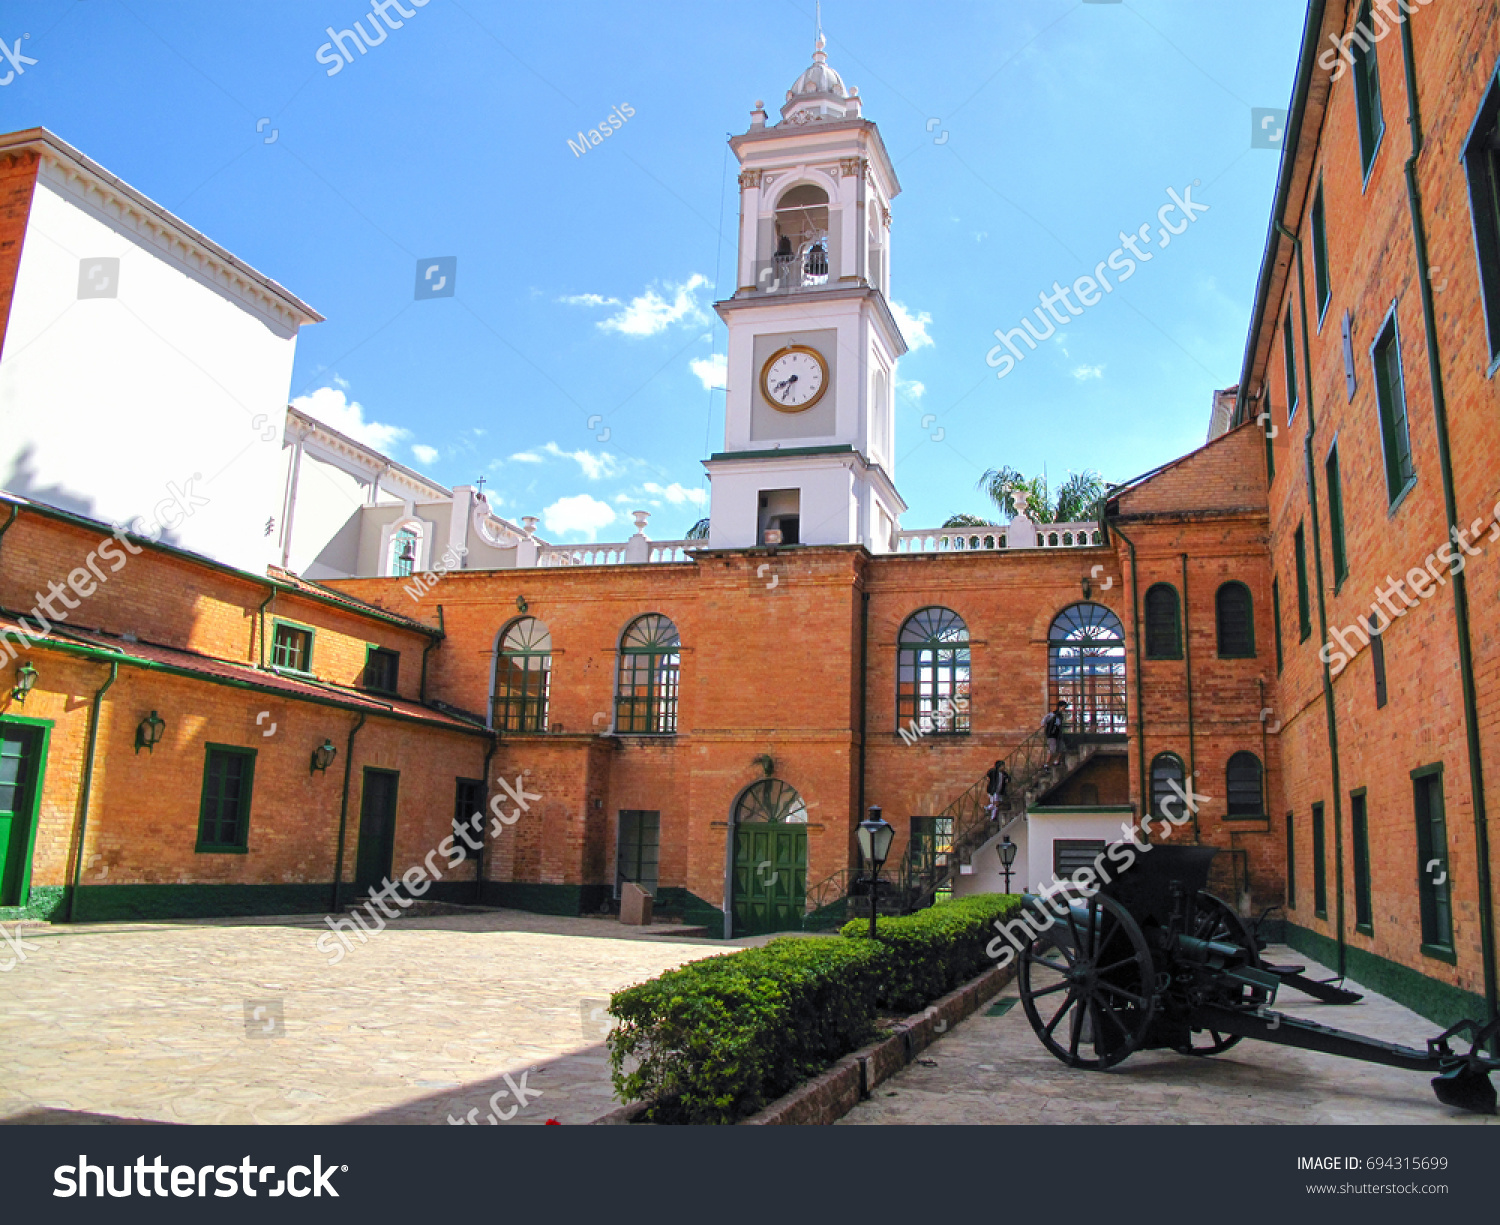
[984,759,1010,821]
[1044,700,1069,766]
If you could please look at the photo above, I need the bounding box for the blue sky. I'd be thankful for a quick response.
[4,0,1306,540]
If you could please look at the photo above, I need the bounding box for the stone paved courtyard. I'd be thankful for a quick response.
[0,908,746,1126]
[840,946,1500,1126]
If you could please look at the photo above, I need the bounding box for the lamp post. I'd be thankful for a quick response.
[998,834,1018,893]
[856,805,895,939]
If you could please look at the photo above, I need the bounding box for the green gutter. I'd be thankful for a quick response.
[1277,218,1347,980]
[1233,0,1331,426]
[66,661,118,922]
[420,605,444,704]
[1398,16,1498,1032]
[0,617,488,737]
[329,711,367,913]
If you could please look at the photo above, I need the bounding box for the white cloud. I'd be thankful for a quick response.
[508,451,544,463]
[896,376,925,401]
[506,442,626,480]
[562,274,712,337]
[411,444,439,465]
[690,353,727,391]
[891,301,934,351]
[291,386,409,454]
[543,494,617,541]
[643,481,708,507]
[1071,364,1105,381]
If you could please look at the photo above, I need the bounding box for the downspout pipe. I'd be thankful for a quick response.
[1276,218,1347,980]
[858,586,869,824]
[420,605,444,705]
[1105,512,1148,832]
[329,711,367,913]
[256,588,276,669]
[67,661,118,923]
[1180,553,1199,845]
[0,502,19,563]
[475,734,497,904]
[1398,17,1498,1030]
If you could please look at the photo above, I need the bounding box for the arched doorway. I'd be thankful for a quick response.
[729,779,807,936]
[1048,603,1128,740]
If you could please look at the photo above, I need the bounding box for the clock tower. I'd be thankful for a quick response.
[704,30,907,551]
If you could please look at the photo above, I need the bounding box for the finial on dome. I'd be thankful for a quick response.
[814,1,826,60]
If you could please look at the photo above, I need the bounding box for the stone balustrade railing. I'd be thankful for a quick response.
[892,519,1103,554]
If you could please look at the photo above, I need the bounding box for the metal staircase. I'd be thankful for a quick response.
[804,727,1101,928]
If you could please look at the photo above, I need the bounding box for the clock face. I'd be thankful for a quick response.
[760,345,828,412]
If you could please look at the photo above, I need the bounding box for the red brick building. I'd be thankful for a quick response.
[2,6,1498,1037]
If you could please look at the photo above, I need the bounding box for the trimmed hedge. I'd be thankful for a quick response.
[840,893,1023,1013]
[606,893,1022,1124]
[607,936,886,1125]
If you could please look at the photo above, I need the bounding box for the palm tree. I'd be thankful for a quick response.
[972,466,1107,524]
[941,512,997,528]
[686,518,710,540]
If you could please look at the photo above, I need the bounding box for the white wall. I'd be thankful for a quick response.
[0,165,307,573]
[954,808,1135,897]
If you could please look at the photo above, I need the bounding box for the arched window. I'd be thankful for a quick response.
[616,614,681,734]
[390,525,420,577]
[1150,752,1186,820]
[1216,582,1256,658]
[734,779,808,824]
[494,617,552,732]
[1226,751,1265,816]
[1144,583,1182,659]
[897,607,971,734]
[1049,604,1127,738]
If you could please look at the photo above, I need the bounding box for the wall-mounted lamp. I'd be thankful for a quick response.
[11,660,37,704]
[310,738,338,775]
[516,595,529,614]
[754,753,776,777]
[1081,575,1093,600]
[135,710,166,755]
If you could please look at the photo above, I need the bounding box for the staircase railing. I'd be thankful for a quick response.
[802,726,1101,925]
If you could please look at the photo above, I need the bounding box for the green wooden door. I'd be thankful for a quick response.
[0,724,45,907]
[354,769,399,894]
[731,823,807,936]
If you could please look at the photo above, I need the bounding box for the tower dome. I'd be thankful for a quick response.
[779,32,860,125]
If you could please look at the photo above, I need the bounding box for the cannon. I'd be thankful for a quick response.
[1013,845,1499,1115]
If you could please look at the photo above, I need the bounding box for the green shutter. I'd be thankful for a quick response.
[1326,445,1348,586]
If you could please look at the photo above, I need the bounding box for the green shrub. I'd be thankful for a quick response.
[607,936,885,1125]
[840,893,1022,1013]
[606,894,1022,1124]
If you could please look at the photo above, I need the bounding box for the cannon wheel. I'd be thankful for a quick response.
[1018,892,1156,1070]
[1175,892,1263,1057]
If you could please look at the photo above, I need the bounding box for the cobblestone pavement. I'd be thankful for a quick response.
[0,909,751,1126]
[840,946,1500,1126]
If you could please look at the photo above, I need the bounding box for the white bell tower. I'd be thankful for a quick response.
[704,29,906,551]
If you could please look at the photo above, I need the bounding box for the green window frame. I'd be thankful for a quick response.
[1371,305,1415,506]
[1150,752,1186,821]
[1143,583,1182,660]
[1215,582,1255,659]
[363,645,400,695]
[1352,0,1386,181]
[1226,751,1264,819]
[1462,66,1500,367]
[1351,788,1373,935]
[1413,764,1454,959]
[197,744,256,853]
[1262,391,1276,485]
[1294,524,1312,642]
[1325,443,1349,589]
[897,606,972,734]
[1369,613,1388,708]
[616,809,661,897]
[391,527,419,578]
[1311,800,1327,919]
[271,619,315,675]
[615,614,681,735]
[1283,307,1299,422]
[1272,576,1285,674]
[453,777,484,844]
[1311,182,1331,322]
[494,617,552,732]
[1285,811,1297,910]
